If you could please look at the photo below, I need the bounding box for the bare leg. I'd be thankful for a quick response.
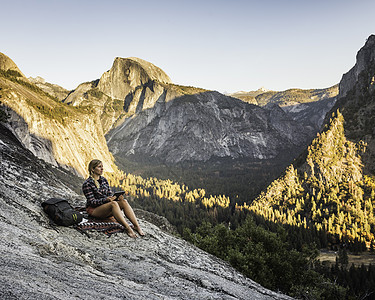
[90,202,137,238]
[118,198,145,236]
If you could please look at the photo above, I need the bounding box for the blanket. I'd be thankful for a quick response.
[75,208,126,236]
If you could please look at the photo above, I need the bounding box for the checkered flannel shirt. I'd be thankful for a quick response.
[82,176,112,208]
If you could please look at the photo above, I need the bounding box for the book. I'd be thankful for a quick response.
[113,191,125,199]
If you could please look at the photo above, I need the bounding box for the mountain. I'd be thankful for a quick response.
[242,35,375,248]
[231,86,338,107]
[28,76,70,101]
[229,87,270,105]
[332,34,375,173]
[64,57,207,134]
[232,86,338,135]
[107,91,311,164]
[0,54,115,177]
[0,52,25,77]
[64,56,323,165]
[0,123,291,300]
[256,86,338,107]
[1,53,335,200]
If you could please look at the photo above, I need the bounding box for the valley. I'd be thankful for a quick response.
[1,34,375,299]
[319,250,375,267]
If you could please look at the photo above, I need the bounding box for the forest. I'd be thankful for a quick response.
[103,111,375,299]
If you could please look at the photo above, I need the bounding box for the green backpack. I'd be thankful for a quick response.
[42,198,83,226]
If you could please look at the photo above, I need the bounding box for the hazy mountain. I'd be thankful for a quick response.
[256,86,338,107]
[28,76,70,101]
[231,85,338,135]
[229,87,270,105]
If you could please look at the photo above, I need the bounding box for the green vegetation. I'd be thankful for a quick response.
[245,111,375,247]
[0,69,23,78]
[184,217,347,298]
[21,97,94,124]
[86,88,104,99]
[163,82,207,95]
[3,53,373,297]
[0,69,60,102]
[114,153,291,203]
[104,107,375,298]
[0,70,96,124]
[316,260,375,299]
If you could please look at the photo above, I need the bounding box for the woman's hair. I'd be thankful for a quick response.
[88,159,102,176]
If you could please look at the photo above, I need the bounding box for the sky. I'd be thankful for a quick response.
[2,0,375,93]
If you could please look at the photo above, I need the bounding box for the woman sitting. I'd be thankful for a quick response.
[82,159,144,238]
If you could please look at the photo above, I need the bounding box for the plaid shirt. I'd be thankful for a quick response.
[82,176,112,208]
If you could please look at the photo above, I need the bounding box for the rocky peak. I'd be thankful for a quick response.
[0,52,25,77]
[330,34,375,173]
[97,57,171,100]
[339,35,375,98]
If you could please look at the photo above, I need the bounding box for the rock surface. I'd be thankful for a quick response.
[0,73,116,177]
[232,86,338,134]
[28,76,70,101]
[64,56,321,164]
[339,35,375,98]
[97,57,172,101]
[107,91,310,163]
[278,97,336,134]
[330,34,375,173]
[0,125,291,300]
[0,52,26,77]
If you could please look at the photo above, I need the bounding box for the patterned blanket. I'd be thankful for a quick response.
[74,208,126,236]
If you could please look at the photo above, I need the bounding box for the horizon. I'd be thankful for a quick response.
[2,0,374,93]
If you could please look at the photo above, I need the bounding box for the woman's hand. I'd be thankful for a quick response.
[107,196,116,202]
[118,195,124,201]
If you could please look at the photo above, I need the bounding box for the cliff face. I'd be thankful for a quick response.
[331,34,375,173]
[62,56,329,165]
[107,91,310,163]
[339,35,375,98]
[64,57,201,134]
[0,125,291,300]
[0,62,115,177]
[233,86,338,135]
[246,34,375,246]
[1,51,336,175]
[97,57,172,101]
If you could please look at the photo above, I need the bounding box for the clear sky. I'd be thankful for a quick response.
[2,0,374,93]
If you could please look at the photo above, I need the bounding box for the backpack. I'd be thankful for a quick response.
[42,198,83,226]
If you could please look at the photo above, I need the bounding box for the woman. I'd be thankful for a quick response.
[82,159,144,238]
